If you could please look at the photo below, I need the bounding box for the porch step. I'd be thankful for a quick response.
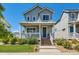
[41,38,51,46]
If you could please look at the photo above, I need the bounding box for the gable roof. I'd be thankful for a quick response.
[23,4,54,15]
[63,9,79,13]
[55,9,79,25]
[38,7,53,13]
[24,4,42,15]
[55,12,63,25]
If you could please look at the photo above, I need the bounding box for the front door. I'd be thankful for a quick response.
[43,27,46,37]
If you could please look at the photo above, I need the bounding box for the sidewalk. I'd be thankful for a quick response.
[0,46,79,55]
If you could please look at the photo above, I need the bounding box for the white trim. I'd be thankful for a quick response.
[26,27,38,28]
[38,8,53,13]
[42,14,50,21]
[73,23,76,38]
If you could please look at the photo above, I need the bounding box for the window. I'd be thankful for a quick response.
[27,27,36,33]
[70,26,73,32]
[33,16,36,21]
[43,15,49,20]
[69,13,78,21]
[27,17,29,21]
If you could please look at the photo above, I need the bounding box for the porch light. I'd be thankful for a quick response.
[62,28,65,31]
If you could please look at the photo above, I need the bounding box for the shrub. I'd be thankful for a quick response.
[55,39,64,46]
[18,37,38,45]
[28,37,38,44]
[10,37,17,44]
[2,39,9,44]
[74,44,79,51]
[63,40,72,49]
[18,39,27,45]
[70,39,78,44]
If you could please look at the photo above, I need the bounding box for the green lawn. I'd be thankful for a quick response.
[0,45,37,52]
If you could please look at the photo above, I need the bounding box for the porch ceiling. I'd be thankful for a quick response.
[20,22,54,27]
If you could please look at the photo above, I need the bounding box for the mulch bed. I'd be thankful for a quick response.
[56,45,77,53]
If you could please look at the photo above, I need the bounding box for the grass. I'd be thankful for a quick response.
[0,44,37,52]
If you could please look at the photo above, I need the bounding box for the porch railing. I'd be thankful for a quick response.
[21,32,39,38]
[50,33,54,45]
[69,32,74,39]
[69,32,79,40]
[75,32,79,40]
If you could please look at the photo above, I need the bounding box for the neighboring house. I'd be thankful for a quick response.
[13,31,20,38]
[0,17,11,31]
[55,10,79,40]
[0,4,11,31]
[20,4,55,45]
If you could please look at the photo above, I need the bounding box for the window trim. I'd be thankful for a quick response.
[42,14,50,21]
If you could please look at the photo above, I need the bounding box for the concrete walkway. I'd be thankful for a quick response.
[39,46,60,53]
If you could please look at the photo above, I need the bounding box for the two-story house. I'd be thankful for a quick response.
[0,4,11,31]
[0,17,11,31]
[20,4,55,45]
[55,10,79,40]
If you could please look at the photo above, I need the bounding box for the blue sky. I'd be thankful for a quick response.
[2,3,79,32]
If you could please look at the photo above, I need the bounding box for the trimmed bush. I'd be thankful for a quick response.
[18,39,27,45]
[18,37,38,45]
[28,37,38,44]
[55,39,64,46]
[10,38,17,44]
[70,39,78,44]
[63,40,72,49]
[74,44,79,51]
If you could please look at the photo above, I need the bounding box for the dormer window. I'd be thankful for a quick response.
[27,16,30,21]
[69,13,78,21]
[43,15,49,20]
[32,16,36,21]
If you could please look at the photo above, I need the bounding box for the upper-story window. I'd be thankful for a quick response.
[69,13,78,21]
[27,16,30,21]
[43,15,49,20]
[32,16,36,21]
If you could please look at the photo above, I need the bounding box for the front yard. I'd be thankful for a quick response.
[54,39,79,52]
[0,37,39,52]
[0,44,37,52]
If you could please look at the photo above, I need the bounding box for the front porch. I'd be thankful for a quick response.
[20,22,54,45]
[69,21,79,40]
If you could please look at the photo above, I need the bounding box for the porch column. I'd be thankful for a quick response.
[73,23,76,39]
[19,25,22,39]
[39,24,41,45]
[25,27,27,38]
[50,26,54,45]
